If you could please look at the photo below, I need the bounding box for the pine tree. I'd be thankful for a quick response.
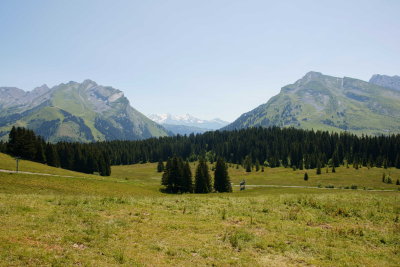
[195,158,212,193]
[396,179,400,185]
[304,172,309,181]
[244,155,252,172]
[182,161,193,193]
[34,142,46,163]
[162,158,172,188]
[214,158,232,192]
[169,156,183,193]
[103,153,111,176]
[157,160,164,173]
[383,159,388,169]
[6,126,17,156]
[45,143,59,167]
[255,160,260,172]
[316,161,321,175]
[395,155,400,169]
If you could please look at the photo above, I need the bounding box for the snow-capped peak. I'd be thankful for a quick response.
[148,113,229,130]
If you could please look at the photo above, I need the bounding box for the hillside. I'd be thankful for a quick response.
[0,80,169,142]
[224,72,400,135]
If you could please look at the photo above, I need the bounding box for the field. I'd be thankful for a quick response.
[0,153,399,266]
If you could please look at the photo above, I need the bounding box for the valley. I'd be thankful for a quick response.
[0,153,399,266]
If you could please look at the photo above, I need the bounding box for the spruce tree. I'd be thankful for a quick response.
[332,166,336,173]
[304,172,309,181]
[194,158,212,193]
[34,142,46,163]
[6,126,17,156]
[182,161,193,193]
[316,161,321,175]
[169,156,183,193]
[395,155,400,169]
[45,143,59,167]
[157,160,164,173]
[162,158,172,189]
[214,158,232,192]
[244,155,252,172]
[255,160,260,172]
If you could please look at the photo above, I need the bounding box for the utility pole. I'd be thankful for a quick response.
[15,157,20,173]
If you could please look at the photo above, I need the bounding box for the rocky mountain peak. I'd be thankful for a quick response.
[303,71,323,80]
[369,74,400,91]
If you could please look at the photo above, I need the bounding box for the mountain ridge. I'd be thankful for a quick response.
[223,71,400,135]
[369,74,400,91]
[0,80,169,142]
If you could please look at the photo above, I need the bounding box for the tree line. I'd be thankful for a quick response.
[161,156,231,193]
[2,126,400,176]
[4,126,111,176]
[92,127,400,170]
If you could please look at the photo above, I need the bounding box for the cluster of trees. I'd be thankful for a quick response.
[5,126,111,176]
[91,127,400,170]
[161,156,231,193]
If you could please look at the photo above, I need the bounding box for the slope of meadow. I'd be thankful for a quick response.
[0,155,399,266]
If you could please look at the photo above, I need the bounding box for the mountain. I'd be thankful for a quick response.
[0,80,169,142]
[223,71,400,135]
[162,124,209,135]
[148,113,229,135]
[369,74,400,91]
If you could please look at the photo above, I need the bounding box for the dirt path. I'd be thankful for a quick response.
[233,184,397,192]
[0,169,76,178]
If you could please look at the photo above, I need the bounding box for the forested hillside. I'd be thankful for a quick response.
[2,126,399,174]
[0,127,111,176]
[93,127,400,169]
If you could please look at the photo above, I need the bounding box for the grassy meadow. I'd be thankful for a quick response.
[0,153,399,266]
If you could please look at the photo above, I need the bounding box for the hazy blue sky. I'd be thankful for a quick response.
[1,0,399,121]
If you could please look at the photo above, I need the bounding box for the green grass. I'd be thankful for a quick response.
[0,154,399,266]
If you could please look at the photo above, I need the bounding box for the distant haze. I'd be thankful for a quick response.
[0,0,399,121]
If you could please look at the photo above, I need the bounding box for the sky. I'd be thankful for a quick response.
[0,0,399,122]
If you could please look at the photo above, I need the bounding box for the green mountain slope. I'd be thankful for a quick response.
[223,72,400,135]
[0,80,169,142]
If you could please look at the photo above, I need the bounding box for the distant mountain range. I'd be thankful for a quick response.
[1,72,399,142]
[0,80,169,142]
[148,113,229,135]
[223,72,400,135]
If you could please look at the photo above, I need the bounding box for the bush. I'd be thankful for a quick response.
[350,185,358,190]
